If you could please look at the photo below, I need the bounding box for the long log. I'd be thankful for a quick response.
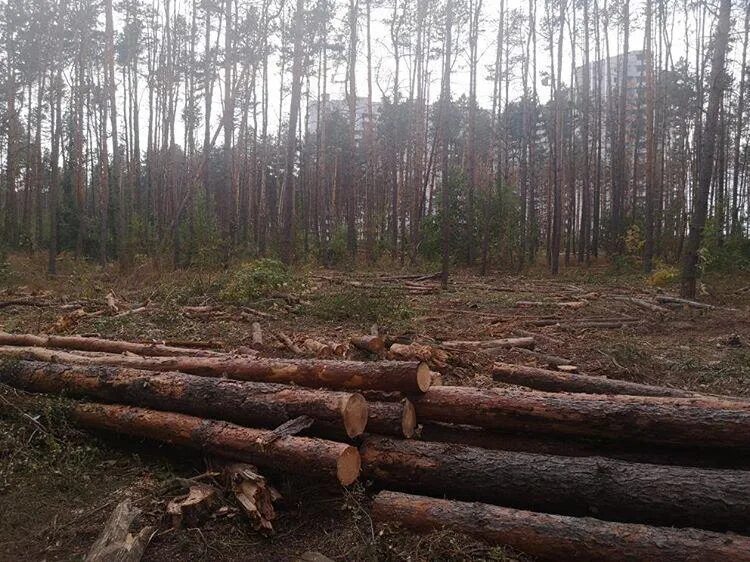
[411,386,750,448]
[491,362,695,397]
[361,436,750,531]
[440,337,535,350]
[0,332,221,357]
[0,345,431,393]
[372,491,750,562]
[71,403,360,485]
[418,422,749,469]
[0,360,368,438]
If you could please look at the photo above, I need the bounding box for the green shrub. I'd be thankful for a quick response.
[304,287,412,324]
[220,259,293,303]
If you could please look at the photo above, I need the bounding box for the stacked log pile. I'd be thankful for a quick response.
[2,331,750,559]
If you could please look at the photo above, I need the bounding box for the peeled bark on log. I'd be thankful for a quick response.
[491,362,696,397]
[366,399,417,438]
[350,335,385,355]
[441,337,535,350]
[85,499,153,562]
[256,415,315,446]
[72,403,361,485]
[0,332,221,357]
[361,436,750,531]
[0,346,431,393]
[417,422,750,469]
[372,491,750,562]
[0,361,369,438]
[411,386,750,448]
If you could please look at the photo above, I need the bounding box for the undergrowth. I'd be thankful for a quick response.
[304,287,413,326]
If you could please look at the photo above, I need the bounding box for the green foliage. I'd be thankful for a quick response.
[220,258,293,304]
[625,224,644,256]
[699,220,750,272]
[647,262,680,287]
[304,287,412,325]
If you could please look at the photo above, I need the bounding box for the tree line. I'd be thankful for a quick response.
[0,0,746,296]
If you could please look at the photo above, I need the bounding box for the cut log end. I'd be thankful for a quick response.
[343,393,369,438]
[337,446,361,486]
[402,399,417,438]
[416,363,432,392]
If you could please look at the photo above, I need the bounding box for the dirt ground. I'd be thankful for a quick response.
[1,254,748,561]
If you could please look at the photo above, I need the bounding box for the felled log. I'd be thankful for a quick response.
[411,385,750,448]
[222,462,280,531]
[85,499,153,562]
[516,301,587,309]
[655,295,717,309]
[387,343,449,367]
[417,422,748,469]
[303,338,333,358]
[72,403,361,485]
[366,399,417,438]
[491,362,695,397]
[361,437,750,531]
[0,332,221,357]
[1,361,369,438]
[372,491,750,562]
[276,332,304,354]
[441,337,535,350]
[350,335,386,355]
[167,483,220,528]
[614,296,671,314]
[0,346,431,393]
[512,347,571,367]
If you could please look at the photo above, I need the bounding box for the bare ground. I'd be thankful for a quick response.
[1,254,748,561]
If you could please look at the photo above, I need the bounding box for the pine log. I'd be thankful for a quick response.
[441,337,535,350]
[72,403,361,485]
[512,347,571,366]
[303,338,333,358]
[0,346,431,393]
[655,295,717,309]
[515,301,587,309]
[0,360,369,438]
[361,436,750,531]
[0,332,221,357]
[372,491,750,562]
[366,399,417,438]
[491,362,696,397]
[417,422,749,469]
[411,385,750,448]
[614,296,671,314]
[350,335,386,355]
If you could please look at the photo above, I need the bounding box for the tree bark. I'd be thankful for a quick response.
[361,436,750,531]
[491,362,697,397]
[0,360,369,438]
[372,491,750,562]
[366,399,417,438]
[0,346,432,393]
[71,402,360,485]
[411,385,750,448]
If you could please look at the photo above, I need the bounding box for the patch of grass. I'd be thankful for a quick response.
[304,287,413,326]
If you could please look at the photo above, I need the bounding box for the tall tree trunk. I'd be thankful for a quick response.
[680,0,732,297]
[440,0,454,289]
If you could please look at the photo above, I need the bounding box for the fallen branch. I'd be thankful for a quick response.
[256,415,315,446]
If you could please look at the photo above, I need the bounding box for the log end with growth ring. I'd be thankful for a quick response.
[342,393,369,438]
[337,446,361,486]
[416,363,432,392]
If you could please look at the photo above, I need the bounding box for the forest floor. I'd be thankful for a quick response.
[1,253,748,561]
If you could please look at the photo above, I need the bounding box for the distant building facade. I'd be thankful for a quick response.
[306,95,381,141]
